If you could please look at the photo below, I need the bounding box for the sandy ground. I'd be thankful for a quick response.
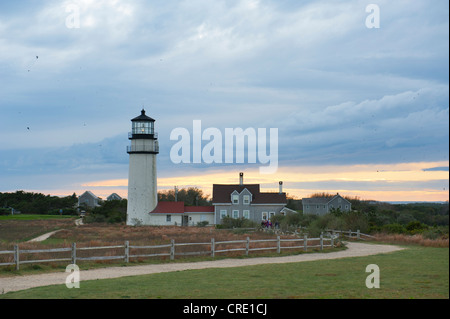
[0,242,404,294]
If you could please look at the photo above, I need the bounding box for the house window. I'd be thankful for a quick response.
[232,194,239,204]
[232,210,239,218]
[262,212,268,220]
[345,205,349,209]
[243,195,250,205]
[243,210,250,219]
[306,205,309,209]
[220,210,227,219]
[269,212,275,219]
[166,215,171,222]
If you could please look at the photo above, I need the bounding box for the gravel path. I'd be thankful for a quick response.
[0,242,404,294]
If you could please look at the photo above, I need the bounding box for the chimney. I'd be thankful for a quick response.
[175,186,178,202]
[279,181,283,194]
[239,172,244,185]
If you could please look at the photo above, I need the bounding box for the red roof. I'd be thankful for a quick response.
[184,206,215,213]
[149,202,214,214]
[150,202,185,214]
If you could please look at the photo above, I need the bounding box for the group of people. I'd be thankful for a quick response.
[261,219,279,229]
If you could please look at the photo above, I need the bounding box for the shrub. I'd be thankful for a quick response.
[197,221,209,227]
[381,223,406,234]
[219,217,257,229]
[405,221,428,234]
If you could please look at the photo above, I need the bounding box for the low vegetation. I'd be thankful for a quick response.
[1,245,448,299]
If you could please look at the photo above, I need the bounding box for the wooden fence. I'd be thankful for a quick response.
[0,234,336,270]
[325,229,375,240]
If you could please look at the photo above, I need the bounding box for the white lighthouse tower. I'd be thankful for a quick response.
[126,109,159,226]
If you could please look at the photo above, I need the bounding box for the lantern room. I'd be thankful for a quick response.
[129,109,157,139]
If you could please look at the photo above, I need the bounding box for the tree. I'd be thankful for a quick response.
[158,187,211,206]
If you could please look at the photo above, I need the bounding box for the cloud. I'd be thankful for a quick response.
[0,0,448,202]
[423,167,450,172]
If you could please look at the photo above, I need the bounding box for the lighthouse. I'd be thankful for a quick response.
[126,109,159,226]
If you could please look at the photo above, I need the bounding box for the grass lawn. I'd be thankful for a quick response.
[0,214,76,221]
[1,245,448,299]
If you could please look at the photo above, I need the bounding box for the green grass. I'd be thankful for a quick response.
[1,245,448,299]
[0,214,76,221]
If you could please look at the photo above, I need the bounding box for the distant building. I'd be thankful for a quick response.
[148,202,215,226]
[302,193,351,215]
[78,191,101,208]
[212,172,287,224]
[145,172,289,226]
[107,193,122,201]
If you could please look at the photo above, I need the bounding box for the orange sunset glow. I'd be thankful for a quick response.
[72,160,449,203]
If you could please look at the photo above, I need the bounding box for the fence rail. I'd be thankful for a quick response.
[0,234,337,270]
[325,229,375,240]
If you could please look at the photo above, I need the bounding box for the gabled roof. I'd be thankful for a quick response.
[302,194,350,205]
[107,193,122,200]
[212,184,287,204]
[212,184,260,203]
[79,191,99,199]
[149,202,214,214]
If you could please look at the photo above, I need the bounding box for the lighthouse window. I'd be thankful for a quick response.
[166,215,171,222]
[132,122,153,135]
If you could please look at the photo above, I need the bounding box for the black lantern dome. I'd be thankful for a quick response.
[129,109,157,139]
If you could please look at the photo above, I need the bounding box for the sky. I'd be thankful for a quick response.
[0,0,448,203]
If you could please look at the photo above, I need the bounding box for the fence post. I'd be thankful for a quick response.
[348,229,352,238]
[246,237,250,256]
[211,238,215,258]
[331,233,334,247]
[357,229,360,240]
[170,239,175,261]
[125,241,129,263]
[277,236,281,254]
[71,242,76,265]
[304,234,307,252]
[320,232,323,251]
[14,245,19,271]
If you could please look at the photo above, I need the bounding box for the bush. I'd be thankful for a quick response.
[405,221,428,234]
[197,221,209,227]
[381,223,406,234]
[219,217,257,229]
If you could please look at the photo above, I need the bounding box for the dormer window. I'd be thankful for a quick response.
[232,194,239,204]
[243,195,250,205]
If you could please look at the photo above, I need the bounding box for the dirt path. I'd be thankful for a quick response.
[0,242,403,294]
[27,230,62,243]
[26,218,83,243]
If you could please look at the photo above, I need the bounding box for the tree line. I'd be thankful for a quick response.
[0,191,78,215]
